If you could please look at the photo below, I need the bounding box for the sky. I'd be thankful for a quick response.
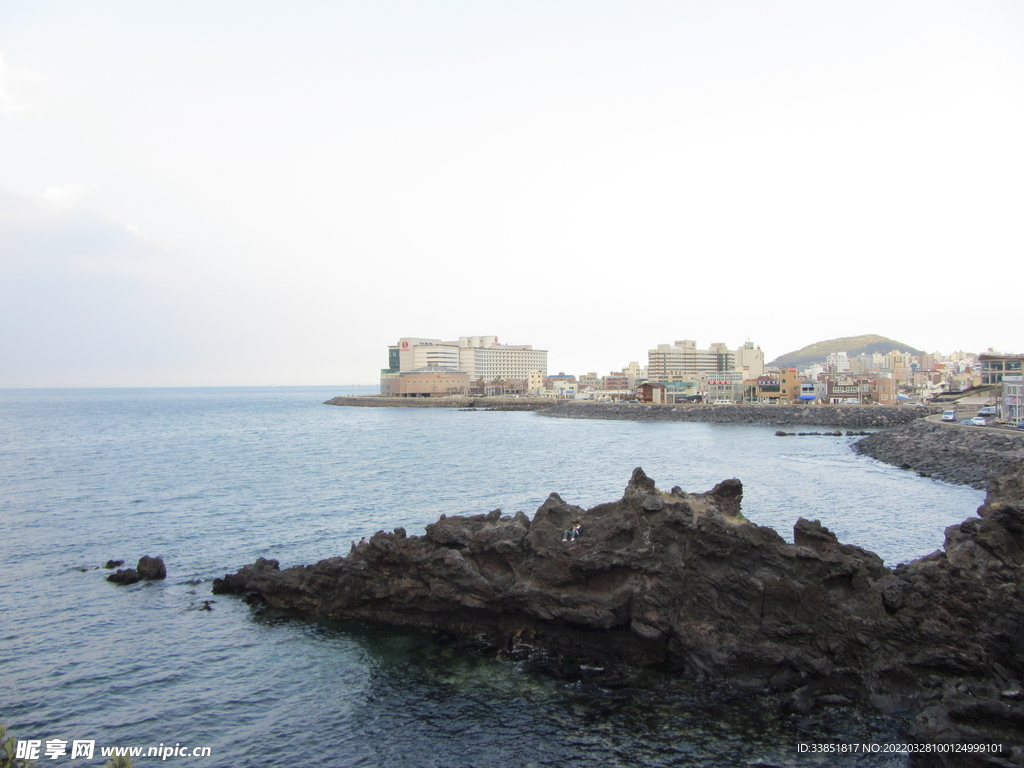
[1,1,1022,387]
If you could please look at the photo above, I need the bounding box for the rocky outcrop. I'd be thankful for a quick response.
[215,468,1024,764]
[854,418,1024,488]
[107,556,166,584]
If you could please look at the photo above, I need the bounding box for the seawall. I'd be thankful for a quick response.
[323,396,553,411]
[536,401,934,428]
[854,417,1024,488]
[324,396,935,427]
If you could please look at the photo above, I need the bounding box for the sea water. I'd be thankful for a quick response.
[0,387,986,767]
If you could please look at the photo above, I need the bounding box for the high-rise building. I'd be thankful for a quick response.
[734,341,764,379]
[647,340,737,382]
[386,336,548,383]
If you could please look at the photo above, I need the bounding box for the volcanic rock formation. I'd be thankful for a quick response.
[215,467,1024,763]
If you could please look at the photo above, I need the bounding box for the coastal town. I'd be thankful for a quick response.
[378,334,1024,426]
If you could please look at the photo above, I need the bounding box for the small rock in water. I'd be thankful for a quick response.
[106,556,165,584]
[107,568,141,585]
[105,559,124,569]
[137,555,166,580]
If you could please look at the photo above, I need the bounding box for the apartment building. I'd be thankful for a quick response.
[826,352,851,372]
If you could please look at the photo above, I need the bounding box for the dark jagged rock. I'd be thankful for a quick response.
[104,559,124,569]
[214,466,1024,764]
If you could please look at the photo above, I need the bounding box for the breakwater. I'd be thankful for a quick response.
[325,396,934,427]
[854,417,1024,488]
[324,396,552,411]
[537,401,933,428]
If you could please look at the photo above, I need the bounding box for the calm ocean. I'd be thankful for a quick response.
[0,387,986,767]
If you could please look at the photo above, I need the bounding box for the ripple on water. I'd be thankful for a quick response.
[0,388,969,766]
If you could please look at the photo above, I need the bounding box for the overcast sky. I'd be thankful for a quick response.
[2,1,1022,387]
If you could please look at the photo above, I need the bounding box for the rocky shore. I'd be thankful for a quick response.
[854,418,1024,489]
[215,468,1024,765]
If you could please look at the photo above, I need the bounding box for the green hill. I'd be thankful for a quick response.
[768,334,924,370]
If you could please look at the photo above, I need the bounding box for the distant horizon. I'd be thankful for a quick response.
[0,336,1006,389]
[0,383,381,391]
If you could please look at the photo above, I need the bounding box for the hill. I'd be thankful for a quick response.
[767,334,924,369]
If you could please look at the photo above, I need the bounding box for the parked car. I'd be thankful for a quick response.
[941,410,957,422]
[1018,420,1024,431]
[971,416,988,426]
[978,406,998,417]
[960,419,975,425]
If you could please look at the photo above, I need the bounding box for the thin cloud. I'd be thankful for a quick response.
[0,186,162,268]
[0,52,42,114]
[44,182,96,207]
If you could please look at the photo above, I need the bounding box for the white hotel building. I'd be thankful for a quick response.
[385,336,548,382]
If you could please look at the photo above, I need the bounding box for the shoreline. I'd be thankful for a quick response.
[854,416,1024,488]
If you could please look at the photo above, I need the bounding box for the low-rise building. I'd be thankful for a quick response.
[663,380,702,403]
[825,376,869,404]
[546,373,578,399]
[637,382,666,404]
[979,352,1024,385]
[703,371,745,404]
[1002,375,1023,423]
[799,381,825,403]
[872,375,898,405]
[603,372,629,391]
[528,370,546,395]
[380,365,470,397]
[754,368,801,404]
